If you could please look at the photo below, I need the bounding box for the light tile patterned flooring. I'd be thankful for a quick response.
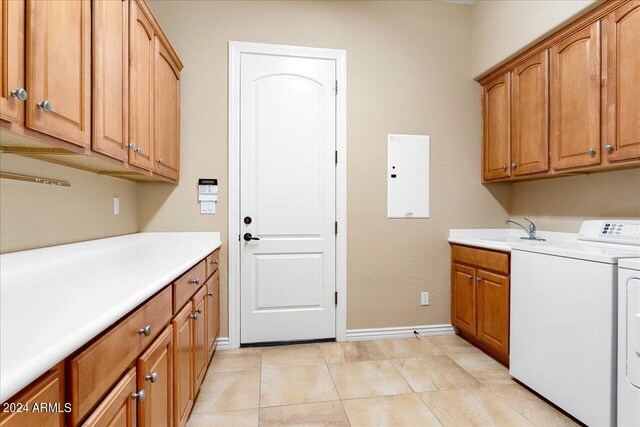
[187,335,579,427]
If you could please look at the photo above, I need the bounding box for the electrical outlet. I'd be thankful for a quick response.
[113,196,120,215]
[421,292,430,305]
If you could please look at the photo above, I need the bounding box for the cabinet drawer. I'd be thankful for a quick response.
[69,286,172,425]
[451,244,509,274]
[205,250,220,279]
[0,364,65,427]
[173,260,206,314]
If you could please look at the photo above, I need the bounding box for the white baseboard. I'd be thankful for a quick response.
[346,324,455,341]
[215,337,230,350]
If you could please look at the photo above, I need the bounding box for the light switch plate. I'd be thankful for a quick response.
[421,292,430,305]
[113,197,120,215]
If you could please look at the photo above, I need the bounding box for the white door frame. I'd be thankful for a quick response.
[228,41,347,349]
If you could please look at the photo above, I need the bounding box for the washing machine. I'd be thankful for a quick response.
[618,257,640,427]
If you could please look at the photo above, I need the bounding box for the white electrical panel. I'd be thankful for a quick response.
[387,134,430,219]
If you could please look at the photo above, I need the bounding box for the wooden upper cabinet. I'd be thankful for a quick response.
[476,269,510,356]
[153,38,181,180]
[137,325,174,427]
[82,368,137,427]
[482,73,511,181]
[451,263,477,336]
[550,22,601,171]
[129,0,155,171]
[26,0,91,147]
[92,0,128,161]
[511,50,549,176]
[602,0,640,164]
[0,0,25,124]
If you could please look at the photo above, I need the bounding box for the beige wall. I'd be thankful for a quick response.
[0,155,138,253]
[142,0,511,334]
[471,0,600,78]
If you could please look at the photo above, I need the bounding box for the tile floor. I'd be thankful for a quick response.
[187,335,579,427]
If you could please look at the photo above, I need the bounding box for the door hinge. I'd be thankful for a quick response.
[335,80,338,95]
[335,150,338,164]
[335,291,338,305]
[238,234,241,241]
[335,221,338,235]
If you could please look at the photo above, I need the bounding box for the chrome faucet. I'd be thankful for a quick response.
[506,218,545,241]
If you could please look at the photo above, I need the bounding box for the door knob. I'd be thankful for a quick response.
[243,233,260,241]
[132,390,146,401]
[137,325,152,336]
[157,158,164,165]
[604,144,614,152]
[511,163,518,169]
[467,275,473,280]
[587,148,596,155]
[10,88,27,101]
[145,372,158,383]
[501,165,507,171]
[135,147,142,154]
[37,100,52,112]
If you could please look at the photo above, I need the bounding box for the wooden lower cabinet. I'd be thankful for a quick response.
[82,368,137,427]
[0,364,66,427]
[193,287,207,393]
[137,325,173,427]
[451,244,510,365]
[207,271,220,360]
[173,301,194,427]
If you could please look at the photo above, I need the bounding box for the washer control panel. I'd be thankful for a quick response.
[579,220,640,245]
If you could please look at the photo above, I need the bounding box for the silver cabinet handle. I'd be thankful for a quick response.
[587,148,596,155]
[467,275,473,280]
[195,307,203,314]
[191,313,199,320]
[145,372,158,383]
[207,291,214,297]
[137,325,152,336]
[190,278,200,285]
[501,165,507,171]
[132,390,146,401]
[476,277,482,282]
[604,144,614,152]
[10,88,27,101]
[511,163,518,169]
[210,260,219,265]
[37,100,52,112]
[126,143,134,150]
[157,159,164,165]
[134,147,142,154]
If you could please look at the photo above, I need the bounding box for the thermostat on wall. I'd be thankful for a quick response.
[198,179,218,214]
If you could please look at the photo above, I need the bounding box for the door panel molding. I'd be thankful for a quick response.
[228,41,347,349]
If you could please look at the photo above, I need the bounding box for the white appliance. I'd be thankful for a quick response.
[510,220,640,427]
[618,257,640,427]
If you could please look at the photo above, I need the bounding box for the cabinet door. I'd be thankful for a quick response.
[129,0,154,171]
[193,286,207,393]
[476,269,510,356]
[207,272,220,360]
[482,73,511,181]
[0,365,65,427]
[172,302,194,427]
[0,0,25,123]
[451,263,477,336]
[512,50,549,176]
[26,0,91,146]
[153,38,180,180]
[92,0,128,161]
[602,0,640,164]
[137,325,173,427]
[82,368,137,427]
[550,22,601,171]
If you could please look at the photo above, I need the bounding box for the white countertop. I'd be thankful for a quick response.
[0,232,221,402]
[448,228,576,252]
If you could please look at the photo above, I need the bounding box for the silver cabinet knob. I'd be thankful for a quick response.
[207,291,214,297]
[190,278,200,285]
[126,143,134,150]
[604,144,614,152]
[157,159,164,165]
[476,277,482,282]
[587,148,596,155]
[467,275,473,280]
[37,100,52,112]
[511,163,518,169]
[134,147,142,154]
[191,313,199,320]
[210,260,219,265]
[195,307,203,314]
[10,88,27,101]
[132,389,146,401]
[137,325,152,336]
[501,165,507,171]
[145,372,158,383]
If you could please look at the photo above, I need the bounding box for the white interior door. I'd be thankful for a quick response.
[240,51,336,344]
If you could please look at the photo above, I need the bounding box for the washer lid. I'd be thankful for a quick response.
[620,258,640,271]
[512,242,640,264]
